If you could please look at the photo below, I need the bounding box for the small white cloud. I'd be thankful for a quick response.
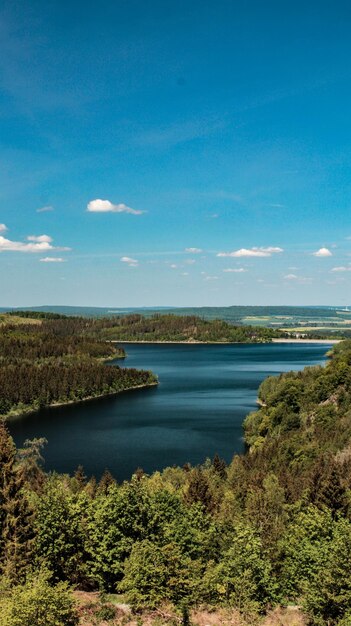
[217,246,283,258]
[40,257,65,263]
[27,234,53,243]
[170,264,177,269]
[185,259,196,265]
[36,206,54,213]
[185,247,202,253]
[181,272,189,276]
[0,224,8,232]
[87,199,144,215]
[223,268,247,273]
[120,256,139,267]
[331,266,351,272]
[284,274,298,280]
[312,247,332,257]
[205,275,219,280]
[0,233,70,253]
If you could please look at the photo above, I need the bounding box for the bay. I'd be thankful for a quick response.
[9,343,331,480]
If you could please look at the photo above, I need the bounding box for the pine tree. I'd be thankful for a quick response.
[73,465,87,489]
[185,468,214,513]
[311,455,347,516]
[0,421,34,581]
[213,453,227,479]
[97,469,116,494]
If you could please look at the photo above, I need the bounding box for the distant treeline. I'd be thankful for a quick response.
[91,313,283,342]
[1,342,351,624]
[0,316,156,418]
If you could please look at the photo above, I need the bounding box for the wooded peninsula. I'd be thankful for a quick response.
[0,312,157,419]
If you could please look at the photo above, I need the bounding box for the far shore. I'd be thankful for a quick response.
[111,338,341,345]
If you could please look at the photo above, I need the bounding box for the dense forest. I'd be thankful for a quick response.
[0,314,157,418]
[1,340,351,624]
[90,313,283,343]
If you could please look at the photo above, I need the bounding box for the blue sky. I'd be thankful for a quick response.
[1,0,351,306]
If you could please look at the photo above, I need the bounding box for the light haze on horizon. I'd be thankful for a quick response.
[1,0,351,307]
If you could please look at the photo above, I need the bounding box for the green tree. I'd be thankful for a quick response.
[0,421,33,582]
[202,522,276,614]
[0,569,78,626]
[120,539,202,608]
[33,476,88,585]
[304,517,351,625]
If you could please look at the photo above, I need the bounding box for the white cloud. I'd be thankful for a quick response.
[87,199,144,215]
[223,268,247,273]
[313,247,332,257]
[185,259,196,265]
[170,264,177,269]
[331,266,351,272]
[0,224,8,232]
[40,257,65,263]
[217,246,283,258]
[36,205,54,213]
[283,274,312,284]
[181,272,189,276]
[205,275,219,280]
[185,247,202,253]
[0,233,70,253]
[27,234,53,243]
[120,256,139,267]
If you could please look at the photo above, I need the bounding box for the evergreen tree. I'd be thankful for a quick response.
[212,453,227,479]
[185,468,214,513]
[0,421,33,582]
[73,465,87,491]
[97,469,116,495]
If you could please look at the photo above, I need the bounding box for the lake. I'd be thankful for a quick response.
[9,342,331,480]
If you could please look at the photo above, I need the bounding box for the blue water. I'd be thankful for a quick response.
[8,343,331,480]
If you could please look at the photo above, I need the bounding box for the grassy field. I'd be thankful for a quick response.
[0,314,42,326]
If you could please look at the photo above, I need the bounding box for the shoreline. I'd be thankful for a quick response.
[111,339,340,345]
[111,339,274,345]
[271,338,340,344]
[4,381,158,421]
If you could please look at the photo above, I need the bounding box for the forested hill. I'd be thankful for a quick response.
[0,314,157,418]
[1,341,351,624]
[92,313,282,342]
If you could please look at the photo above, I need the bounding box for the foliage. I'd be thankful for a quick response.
[0,569,78,626]
[2,339,351,622]
[0,422,33,582]
[93,313,282,343]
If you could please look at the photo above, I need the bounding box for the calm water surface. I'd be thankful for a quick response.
[9,343,331,480]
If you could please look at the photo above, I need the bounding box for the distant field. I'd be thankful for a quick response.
[0,314,41,326]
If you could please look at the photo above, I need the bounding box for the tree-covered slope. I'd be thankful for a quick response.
[0,316,156,418]
[93,313,282,342]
